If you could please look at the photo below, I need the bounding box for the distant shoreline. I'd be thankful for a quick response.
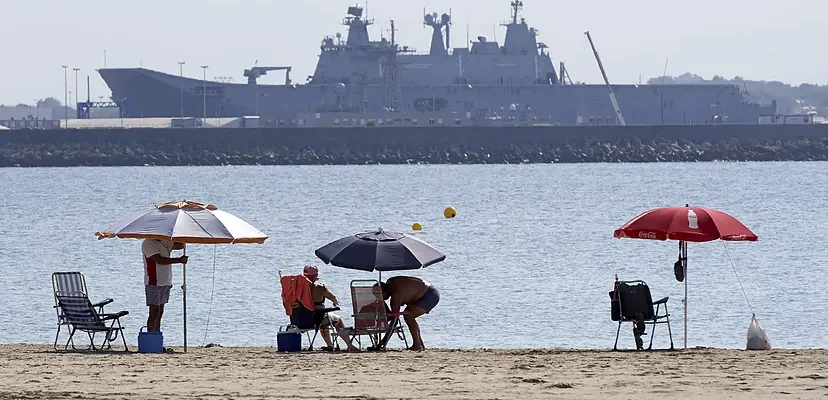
[2,125,827,167]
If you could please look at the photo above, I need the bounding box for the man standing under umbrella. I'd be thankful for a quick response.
[142,239,188,332]
[380,276,440,351]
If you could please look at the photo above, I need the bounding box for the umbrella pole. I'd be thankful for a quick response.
[183,247,188,353]
[682,240,688,350]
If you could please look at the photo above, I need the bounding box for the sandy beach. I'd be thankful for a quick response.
[0,345,826,399]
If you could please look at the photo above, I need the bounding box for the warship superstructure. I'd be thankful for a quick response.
[98,2,775,125]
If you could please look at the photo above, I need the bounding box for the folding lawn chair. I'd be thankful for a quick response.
[609,279,674,351]
[55,294,129,351]
[344,280,408,350]
[52,272,114,350]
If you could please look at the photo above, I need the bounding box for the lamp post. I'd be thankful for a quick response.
[73,68,80,114]
[200,65,209,122]
[178,61,186,117]
[61,65,68,128]
[120,98,127,128]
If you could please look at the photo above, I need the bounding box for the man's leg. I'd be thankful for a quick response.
[147,305,160,332]
[146,285,156,331]
[320,327,334,348]
[403,286,439,350]
[317,313,336,349]
[156,304,165,331]
[403,306,427,351]
[156,285,171,332]
[146,285,165,332]
[334,318,358,350]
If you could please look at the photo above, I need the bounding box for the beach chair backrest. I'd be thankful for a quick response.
[350,280,389,331]
[53,272,88,297]
[615,280,655,320]
[52,272,88,324]
[56,295,105,331]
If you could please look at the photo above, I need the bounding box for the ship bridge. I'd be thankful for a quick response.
[311,1,557,86]
[502,1,541,56]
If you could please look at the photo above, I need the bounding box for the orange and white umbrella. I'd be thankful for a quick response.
[96,200,267,351]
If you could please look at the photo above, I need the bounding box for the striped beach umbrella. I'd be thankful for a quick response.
[95,200,267,244]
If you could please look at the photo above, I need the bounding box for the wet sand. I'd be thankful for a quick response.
[0,345,826,399]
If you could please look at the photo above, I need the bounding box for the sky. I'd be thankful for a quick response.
[1,0,826,105]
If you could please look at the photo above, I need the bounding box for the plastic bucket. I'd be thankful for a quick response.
[277,325,302,352]
[138,327,164,353]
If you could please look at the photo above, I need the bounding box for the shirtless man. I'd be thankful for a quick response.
[379,276,440,351]
[303,265,357,351]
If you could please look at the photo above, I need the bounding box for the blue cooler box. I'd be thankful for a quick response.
[277,325,301,352]
[138,327,164,353]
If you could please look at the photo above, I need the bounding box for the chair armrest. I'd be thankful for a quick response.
[318,307,340,313]
[100,311,129,320]
[652,297,669,305]
[92,298,114,308]
[387,312,408,318]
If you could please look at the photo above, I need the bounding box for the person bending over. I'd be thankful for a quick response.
[379,276,440,351]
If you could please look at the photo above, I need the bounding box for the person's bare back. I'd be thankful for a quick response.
[385,276,429,308]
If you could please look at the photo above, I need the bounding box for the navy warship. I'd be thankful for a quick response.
[97,1,775,125]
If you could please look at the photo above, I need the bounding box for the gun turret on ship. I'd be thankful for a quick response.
[97,1,775,125]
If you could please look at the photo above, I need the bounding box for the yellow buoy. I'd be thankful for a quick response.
[412,222,423,231]
[443,206,457,219]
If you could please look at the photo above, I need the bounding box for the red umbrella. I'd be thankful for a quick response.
[614,206,758,242]
[614,205,757,349]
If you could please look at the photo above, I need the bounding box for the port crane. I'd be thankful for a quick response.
[584,31,626,126]
[243,61,292,85]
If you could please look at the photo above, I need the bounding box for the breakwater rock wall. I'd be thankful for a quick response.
[2,125,828,167]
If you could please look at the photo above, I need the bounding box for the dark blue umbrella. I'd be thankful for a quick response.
[315,228,446,272]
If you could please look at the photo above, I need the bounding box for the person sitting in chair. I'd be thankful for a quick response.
[357,284,392,328]
[303,265,357,351]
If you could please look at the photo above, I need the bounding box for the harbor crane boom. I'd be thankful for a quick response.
[584,31,626,126]
[244,65,292,85]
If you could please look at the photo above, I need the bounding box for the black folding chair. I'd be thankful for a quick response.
[609,279,674,351]
[56,294,129,351]
[52,272,114,350]
[289,304,341,351]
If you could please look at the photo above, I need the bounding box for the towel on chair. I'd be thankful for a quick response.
[280,275,314,316]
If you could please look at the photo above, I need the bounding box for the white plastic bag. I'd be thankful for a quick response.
[746,314,771,350]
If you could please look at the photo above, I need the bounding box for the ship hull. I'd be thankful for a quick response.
[99,68,775,125]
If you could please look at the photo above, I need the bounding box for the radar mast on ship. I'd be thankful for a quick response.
[343,5,372,46]
[502,0,539,56]
[424,11,451,56]
[511,0,522,25]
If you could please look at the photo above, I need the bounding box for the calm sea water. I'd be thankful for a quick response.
[1,163,826,350]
